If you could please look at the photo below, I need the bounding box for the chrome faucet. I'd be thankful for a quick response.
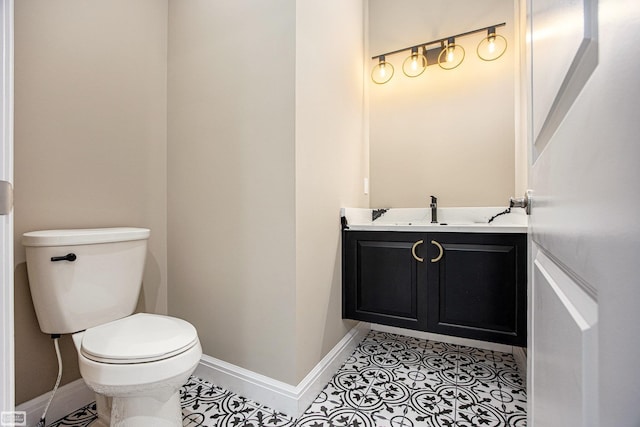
[430,195,438,223]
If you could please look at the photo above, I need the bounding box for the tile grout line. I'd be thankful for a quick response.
[494,351,515,422]
[394,340,409,427]
[350,331,396,425]
[398,336,427,427]
[452,344,462,426]
[493,351,508,419]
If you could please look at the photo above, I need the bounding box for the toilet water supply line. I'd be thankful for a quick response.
[36,335,63,427]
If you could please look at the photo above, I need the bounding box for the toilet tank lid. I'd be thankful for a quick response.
[22,227,150,247]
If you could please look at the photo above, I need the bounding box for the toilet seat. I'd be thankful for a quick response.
[81,313,198,364]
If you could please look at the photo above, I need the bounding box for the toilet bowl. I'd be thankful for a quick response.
[72,313,202,426]
[22,227,202,427]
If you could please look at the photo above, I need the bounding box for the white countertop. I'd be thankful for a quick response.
[341,207,528,233]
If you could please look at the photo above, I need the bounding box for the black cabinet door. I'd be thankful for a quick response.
[426,233,527,346]
[343,231,427,330]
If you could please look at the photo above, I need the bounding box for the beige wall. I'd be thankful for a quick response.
[14,0,168,404]
[515,0,528,197]
[167,0,367,385]
[369,0,517,207]
[167,0,298,384]
[294,0,368,382]
[15,0,366,397]
[13,0,520,405]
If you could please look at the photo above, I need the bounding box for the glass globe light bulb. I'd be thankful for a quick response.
[402,47,427,78]
[477,28,507,61]
[447,47,455,63]
[438,39,465,70]
[488,36,496,53]
[371,56,394,84]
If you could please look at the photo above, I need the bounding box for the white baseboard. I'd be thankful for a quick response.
[16,378,93,427]
[17,322,370,422]
[194,322,370,417]
[294,322,370,414]
[370,323,516,354]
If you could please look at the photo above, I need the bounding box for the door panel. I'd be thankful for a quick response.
[532,253,597,427]
[357,240,418,319]
[438,243,516,331]
[427,233,527,346]
[342,231,427,330]
[528,0,640,425]
[531,0,597,159]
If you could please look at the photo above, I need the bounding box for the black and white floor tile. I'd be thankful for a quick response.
[46,402,97,427]
[297,331,526,427]
[48,331,526,427]
[180,378,294,427]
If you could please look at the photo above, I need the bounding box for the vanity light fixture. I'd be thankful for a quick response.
[477,26,508,61]
[371,22,506,84]
[371,55,394,84]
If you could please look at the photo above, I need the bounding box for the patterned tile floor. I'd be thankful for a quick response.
[48,331,526,427]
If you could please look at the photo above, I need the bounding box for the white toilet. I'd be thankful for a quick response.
[22,227,202,427]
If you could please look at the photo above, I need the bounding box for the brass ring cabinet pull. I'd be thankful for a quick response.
[431,240,444,263]
[411,240,424,262]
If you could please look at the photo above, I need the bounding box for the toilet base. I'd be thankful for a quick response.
[92,389,182,427]
[73,329,201,427]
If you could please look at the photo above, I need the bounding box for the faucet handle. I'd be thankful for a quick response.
[430,195,438,223]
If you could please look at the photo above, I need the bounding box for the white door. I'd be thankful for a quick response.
[0,0,13,413]
[527,0,640,426]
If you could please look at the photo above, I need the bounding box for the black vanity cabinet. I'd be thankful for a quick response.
[426,232,527,346]
[342,231,428,330]
[342,230,527,346]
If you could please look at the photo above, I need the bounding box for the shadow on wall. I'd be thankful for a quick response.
[137,250,164,313]
[14,262,81,404]
[321,236,357,356]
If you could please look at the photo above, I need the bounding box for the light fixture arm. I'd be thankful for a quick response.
[371,22,506,60]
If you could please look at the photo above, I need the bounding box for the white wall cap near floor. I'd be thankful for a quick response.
[194,322,370,417]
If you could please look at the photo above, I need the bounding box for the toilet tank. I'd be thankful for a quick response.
[22,227,150,334]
